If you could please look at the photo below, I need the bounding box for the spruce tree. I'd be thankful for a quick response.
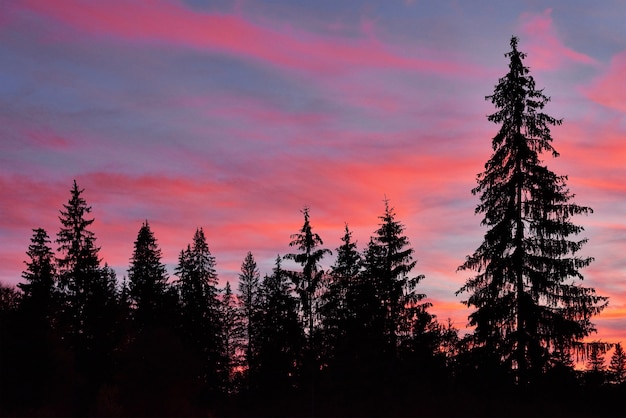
[253,256,303,395]
[56,181,102,319]
[457,36,608,384]
[55,181,119,410]
[284,207,331,349]
[608,343,626,384]
[128,220,168,329]
[56,181,116,350]
[320,224,361,363]
[365,199,428,355]
[587,343,606,372]
[19,228,56,320]
[175,227,225,394]
[221,281,240,393]
[237,251,261,374]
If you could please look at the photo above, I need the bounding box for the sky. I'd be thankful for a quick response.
[1,0,625,344]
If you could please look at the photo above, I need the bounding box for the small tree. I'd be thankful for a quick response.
[365,198,429,355]
[320,224,361,364]
[19,228,56,322]
[284,207,331,360]
[237,251,261,372]
[221,281,241,393]
[253,256,303,395]
[128,221,168,329]
[608,343,626,384]
[587,343,606,372]
[175,227,225,394]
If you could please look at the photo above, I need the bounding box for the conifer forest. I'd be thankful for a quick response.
[1,37,625,417]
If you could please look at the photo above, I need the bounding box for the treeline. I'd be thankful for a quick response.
[2,36,626,416]
[0,181,624,417]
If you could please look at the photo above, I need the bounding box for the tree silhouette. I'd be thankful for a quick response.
[19,228,56,323]
[252,256,304,399]
[175,227,226,397]
[320,224,361,368]
[55,181,119,412]
[284,207,331,345]
[56,181,104,341]
[128,220,168,330]
[220,281,240,393]
[457,37,608,384]
[365,198,429,357]
[237,251,261,376]
[608,343,626,384]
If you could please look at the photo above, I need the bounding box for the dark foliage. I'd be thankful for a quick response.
[1,37,623,416]
[457,36,608,385]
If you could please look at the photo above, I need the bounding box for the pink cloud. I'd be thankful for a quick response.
[519,9,598,70]
[585,50,626,112]
[20,0,478,77]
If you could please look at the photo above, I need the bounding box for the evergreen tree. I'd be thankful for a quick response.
[320,224,361,364]
[56,181,117,352]
[457,37,608,384]
[175,227,225,395]
[608,343,626,384]
[365,199,429,356]
[587,343,606,372]
[253,256,303,395]
[55,181,119,412]
[127,220,168,329]
[284,207,331,350]
[221,281,241,392]
[56,181,104,338]
[237,251,261,374]
[19,228,56,321]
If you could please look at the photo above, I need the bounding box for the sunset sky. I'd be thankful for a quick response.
[1,0,625,343]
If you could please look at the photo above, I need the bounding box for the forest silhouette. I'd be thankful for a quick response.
[1,37,625,417]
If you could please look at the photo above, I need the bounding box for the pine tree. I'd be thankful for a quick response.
[175,227,225,394]
[128,220,168,329]
[608,343,626,384]
[56,181,117,352]
[221,281,240,393]
[365,199,429,356]
[457,37,608,384]
[587,343,606,372]
[55,181,119,411]
[284,207,331,349]
[237,251,261,374]
[320,224,361,363]
[56,181,103,327]
[19,228,56,321]
[253,256,303,395]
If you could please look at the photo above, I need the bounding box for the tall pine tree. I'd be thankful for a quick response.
[457,37,608,384]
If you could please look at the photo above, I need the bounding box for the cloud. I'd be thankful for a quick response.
[585,50,626,112]
[20,0,479,77]
[519,8,598,70]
